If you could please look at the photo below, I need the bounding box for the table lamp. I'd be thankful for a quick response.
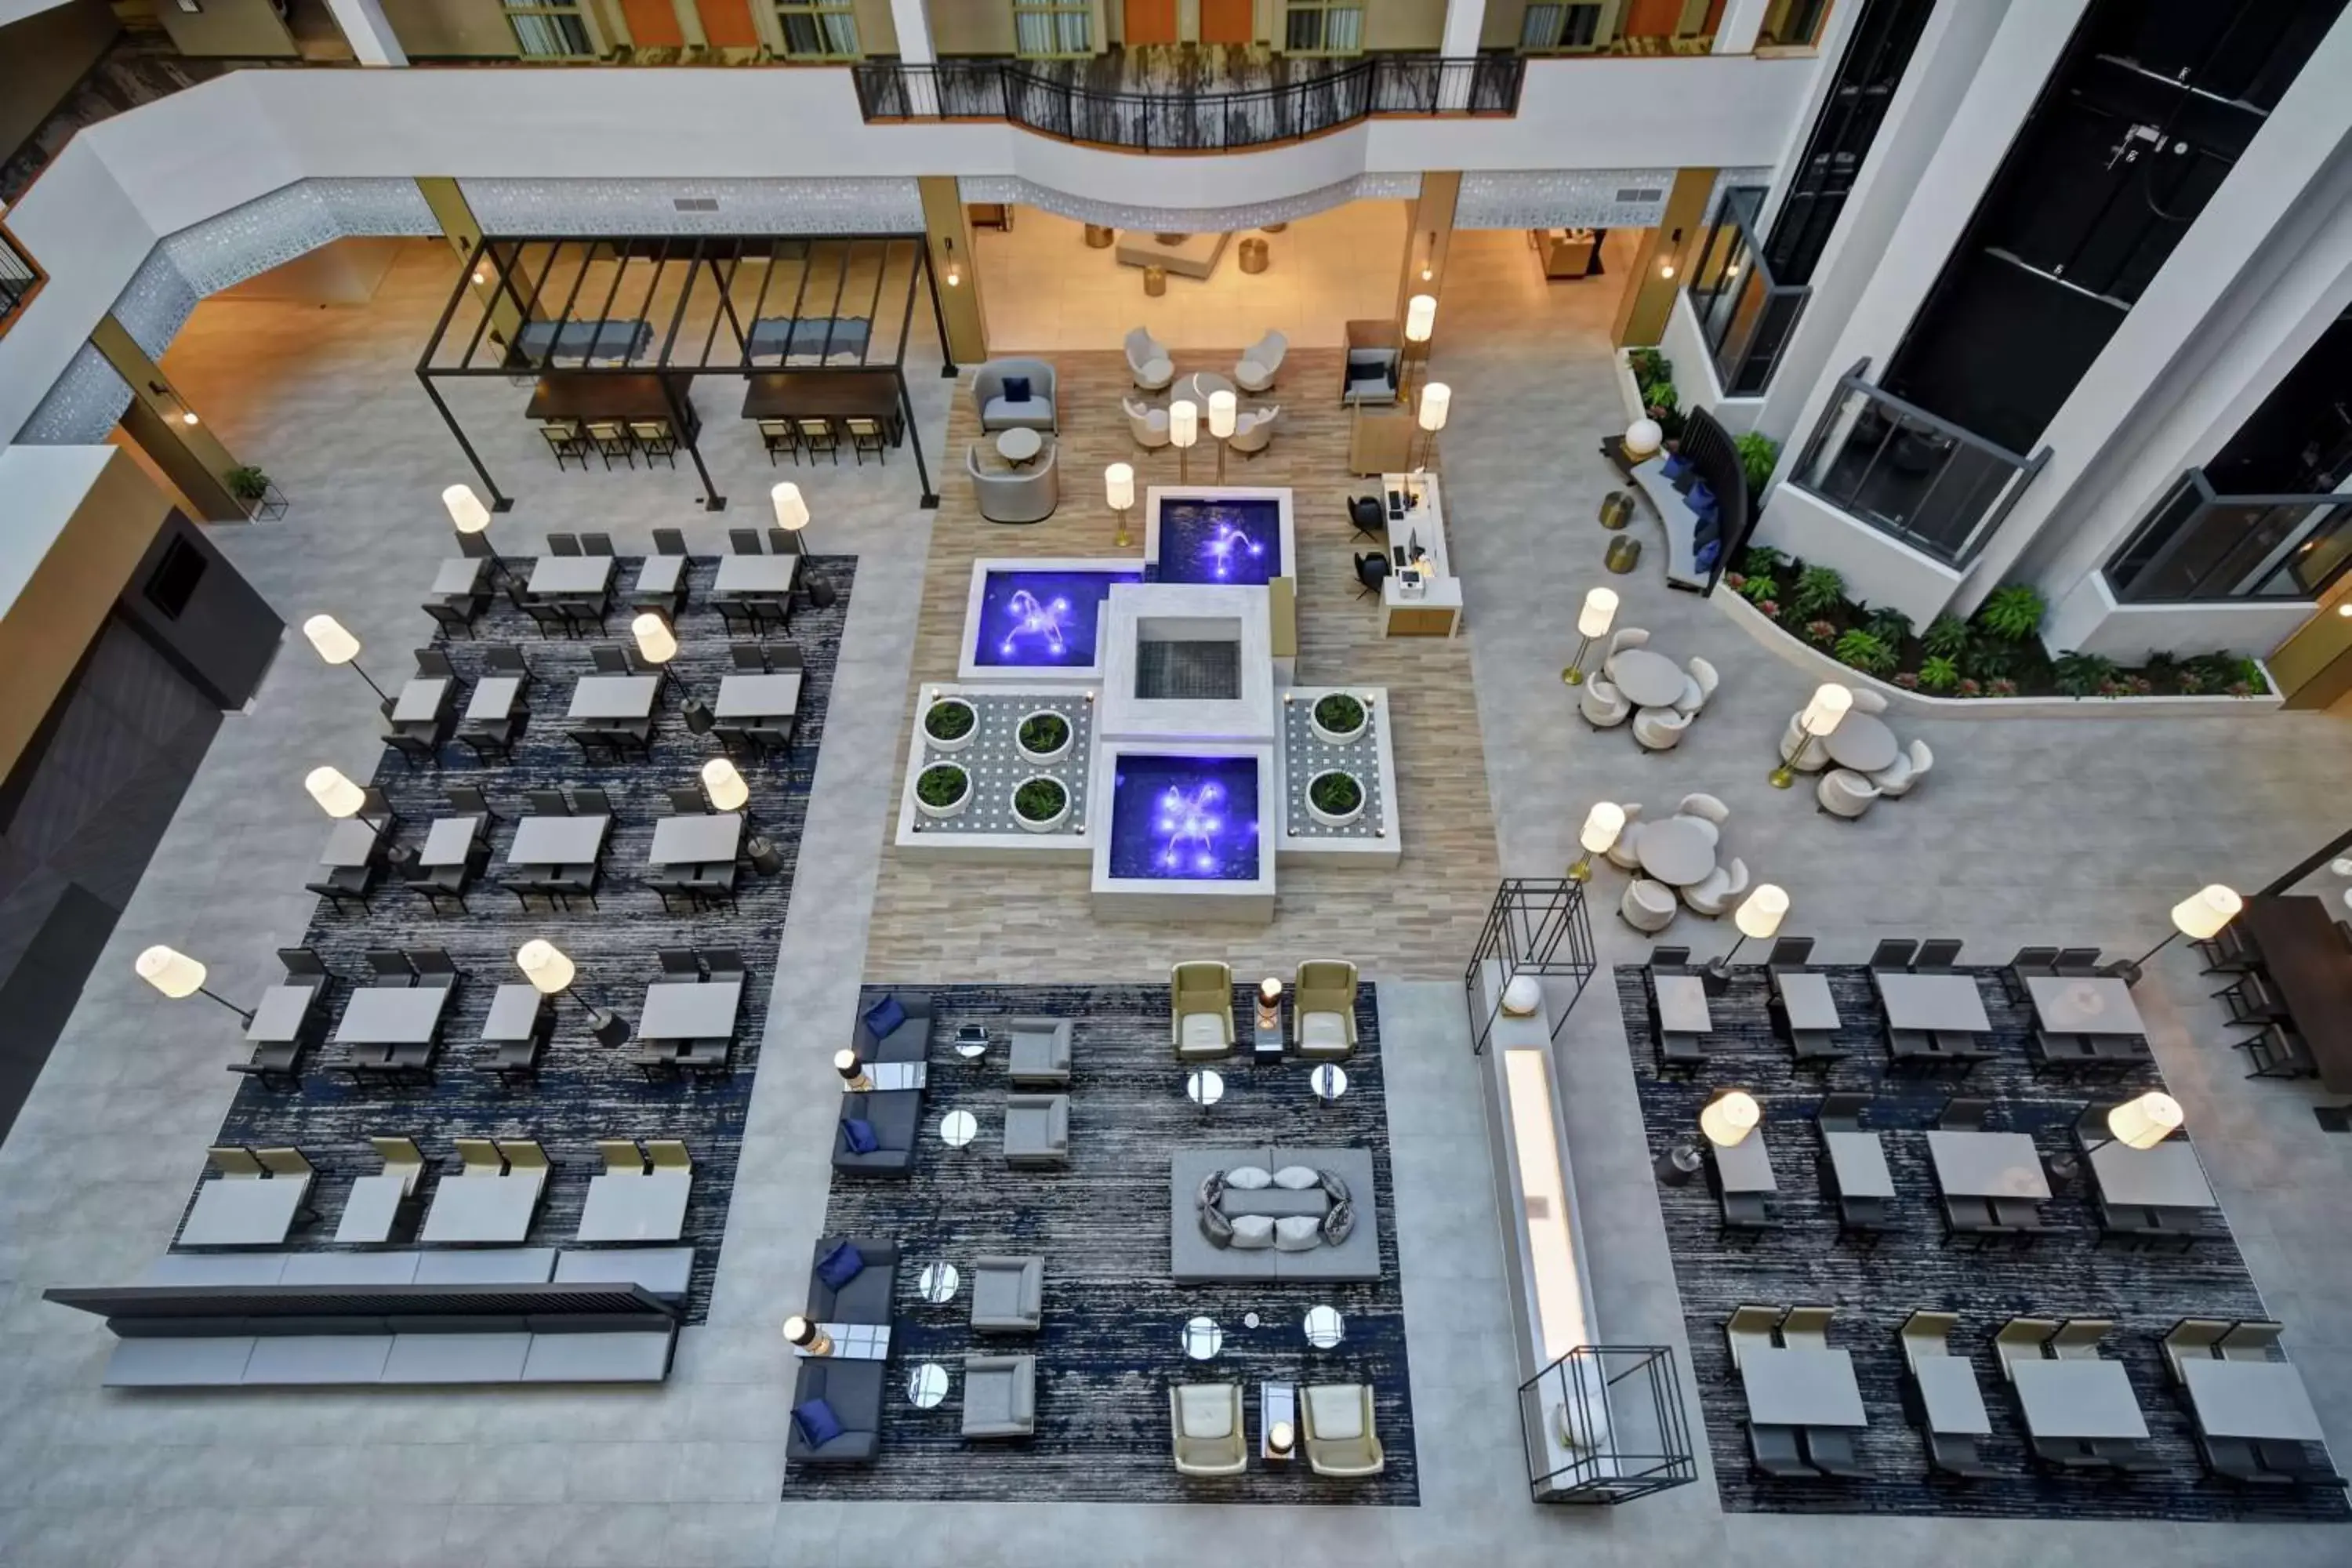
[1257,976,1282,1031]
[1770,683,1853,787]
[833,1047,872,1093]
[1568,800,1625,881]
[1623,418,1663,464]
[1559,586,1619,685]
[1171,398,1199,484]
[782,1315,833,1356]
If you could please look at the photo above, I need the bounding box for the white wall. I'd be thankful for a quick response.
[0,0,74,24]
[0,140,159,446]
[0,445,113,616]
[1755,484,1965,626]
[2045,572,2311,663]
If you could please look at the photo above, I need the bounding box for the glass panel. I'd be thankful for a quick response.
[506,11,592,58]
[822,13,859,53]
[1795,382,2031,564]
[1326,7,1360,52]
[1014,12,1055,54]
[1521,4,1565,49]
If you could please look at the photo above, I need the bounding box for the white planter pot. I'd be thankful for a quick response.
[1011,776,1071,833]
[923,699,979,754]
[1308,697,1370,747]
[914,765,971,820]
[1306,771,1367,828]
[1014,710,1074,765]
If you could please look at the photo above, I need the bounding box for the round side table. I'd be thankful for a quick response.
[939,1109,977,1148]
[918,1261,960,1304]
[1311,1064,1349,1104]
[909,1362,949,1408]
[1183,1316,1224,1359]
[1305,1305,1345,1349]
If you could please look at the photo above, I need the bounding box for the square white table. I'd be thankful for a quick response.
[636,555,686,594]
[1740,1348,1866,1428]
[318,818,382,869]
[2180,1357,2325,1441]
[568,675,659,721]
[393,677,451,724]
[245,985,318,1044]
[713,555,797,594]
[528,556,614,595]
[2009,1358,2147,1440]
[420,1176,543,1243]
[180,1176,310,1247]
[432,557,486,596]
[1926,1130,2049,1199]
[640,978,744,1041]
[2028,975,2146,1036]
[649,813,743,868]
[507,815,610,868]
[1714,1131,1777,1193]
[714,673,803,720]
[419,816,482,868]
[465,676,523,723]
[1913,1356,1992,1436]
[1824,1131,1895,1198]
[334,1172,408,1243]
[334,986,451,1046]
[2089,1140,2216,1210]
[481,983,546,1042]
[575,1171,692,1243]
[1773,971,1841,1031]
[1653,975,1712,1036]
[1875,973,1991,1032]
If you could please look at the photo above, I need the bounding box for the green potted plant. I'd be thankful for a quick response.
[914,761,971,820]
[1733,431,1780,498]
[923,695,978,753]
[1306,769,1366,829]
[1011,775,1069,833]
[1015,710,1072,764]
[1309,691,1368,746]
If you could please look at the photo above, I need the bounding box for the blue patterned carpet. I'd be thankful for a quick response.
[1619,962,2348,1523]
[193,556,855,1321]
[789,981,1419,1504]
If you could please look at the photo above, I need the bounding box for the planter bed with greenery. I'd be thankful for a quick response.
[1722,546,2270,701]
[1012,776,1070,833]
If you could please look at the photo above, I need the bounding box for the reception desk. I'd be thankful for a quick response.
[1378,472,1462,637]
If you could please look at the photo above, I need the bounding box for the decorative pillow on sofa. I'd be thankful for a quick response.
[1225,1166,1274,1191]
[1228,1214,1276,1249]
[1002,375,1033,405]
[1319,1169,1352,1204]
[815,1240,865,1290]
[1273,1214,1323,1252]
[1272,1165,1320,1191]
[792,1397,844,1447]
[838,1119,880,1156]
[1323,1197,1357,1247]
[861,995,906,1043]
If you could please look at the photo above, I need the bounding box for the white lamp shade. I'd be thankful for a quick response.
[304,765,367,820]
[1578,801,1626,855]
[2105,1091,2183,1150]
[2169,884,2241,942]
[1207,390,1237,439]
[2330,856,2352,877]
[1576,586,1619,640]
[1105,462,1135,510]
[441,484,491,535]
[1404,293,1437,343]
[1799,683,1854,737]
[1501,975,1543,1017]
[1170,399,1199,448]
[770,481,809,532]
[1733,884,1790,942]
[1417,383,1451,433]
[833,1047,860,1075]
[1699,1089,1760,1148]
[303,614,361,666]
[1258,977,1283,1003]
[135,944,206,999]
[515,938,575,996]
[1624,418,1663,458]
[630,613,678,665]
[702,757,750,813]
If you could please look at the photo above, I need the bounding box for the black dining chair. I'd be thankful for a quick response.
[1914,938,1964,971]
[2053,946,2103,975]
[1867,938,1917,970]
[546,532,582,557]
[1802,1427,1871,1479]
[1353,552,1390,600]
[1749,1424,1817,1479]
[580,532,615,557]
[768,527,803,556]
[1348,495,1385,541]
[731,644,770,673]
[728,528,764,555]
[1766,935,1814,968]
[652,527,688,556]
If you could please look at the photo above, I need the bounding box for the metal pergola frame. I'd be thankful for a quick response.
[415,231,956,514]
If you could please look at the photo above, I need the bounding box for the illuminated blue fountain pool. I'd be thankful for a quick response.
[1155,498,1284,586]
[1107,754,1261,881]
[970,567,1144,670]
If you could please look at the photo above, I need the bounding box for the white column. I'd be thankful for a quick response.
[892,0,935,64]
[325,0,407,66]
[1713,0,1770,55]
[1441,0,1486,58]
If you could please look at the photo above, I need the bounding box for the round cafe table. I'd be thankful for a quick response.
[995,427,1044,466]
[1635,816,1717,887]
[1607,648,1688,709]
[1822,712,1899,773]
[1174,370,1236,408]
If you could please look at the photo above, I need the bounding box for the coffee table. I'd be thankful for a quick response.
[996,427,1044,465]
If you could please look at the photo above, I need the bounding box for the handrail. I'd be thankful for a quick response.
[0,223,44,340]
[851,53,1523,152]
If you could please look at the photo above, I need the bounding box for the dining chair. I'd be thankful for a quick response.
[746,596,793,635]
[590,644,631,674]
[659,949,703,978]
[1867,938,1917,971]
[1748,1423,1816,1479]
[412,648,456,680]
[1934,1095,1991,1130]
[628,420,678,468]
[423,600,476,639]
[579,532,615,556]
[846,416,888,464]
[1724,1304,1781,1370]
[1766,936,1814,968]
[652,527,687,556]
[700,946,747,978]
[731,644,769,672]
[546,532,582,557]
[691,864,739,909]
[540,421,589,470]
[757,419,801,466]
[597,1138,648,1175]
[209,1145,265,1178]
[366,949,415,985]
[2053,946,2103,975]
[518,596,570,638]
[445,785,500,822]
[458,529,496,561]
[571,786,613,816]
[1802,1427,1870,1479]
[728,528,764,555]
[797,417,840,463]
[771,644,805,671]
[586,421,635,468]
[2238,1022,2314,1078]
[409,949,460,988]
[1778,1305,1835,1352]
[1353,552,1390,600]
[767,527,802,557]
[667,785,710,815]
[744,721,794,755]
[1816,1092,1868,1134]
[648,1139,692,1171]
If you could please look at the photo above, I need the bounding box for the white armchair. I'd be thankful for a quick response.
[1817,768,1880,819]
[1621,878,1678,933]
[1171,1385,1247,1477]
[1580,677,1631,729]
[1872,738,1933,798]
[1849,688,1889,715]
[1125,327,1174,391]
[1675,656,1719,715]
[1683,856,1750,916]
[1632,706,1691,751]
[1677,793,1730,826]
[1605,805,1646,870]
[1234,331,1288,393]
[1123,396,1171,449]
[1229,405,1279,456]
[1605,627,1651,662]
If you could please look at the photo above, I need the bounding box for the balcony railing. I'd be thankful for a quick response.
[2107,468,2352,604]
[1791,359,2052,566]
[0,223,43,338]
[851,53,1524,151]
[1686,187,1809,397]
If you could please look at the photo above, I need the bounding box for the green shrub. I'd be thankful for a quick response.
[2053,652,2118,697]
[1310,771,1364,817]
[1013,777,1068,822]
[2141,651,2180,686]
[1734,431,1782,495]
[1917,655,1961,693]
[1790,564,1846,617]
[1018,712,1069,756]
[1962,639,2013,681]
[1834,628,1896,675]
[924,699,975,742]
[1740,545,1786,578]
[1864,605,1914,646]
[1628,347,1671,385]
[1976,583,2045,642]
[1739,575,1779,606]
[916,763,969,808]
[1921,614,1971,659]
[226,466,271,503]
[1313,692,1366,735]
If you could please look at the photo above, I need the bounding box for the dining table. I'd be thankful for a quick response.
[432,558,488,597]
[2028,975,2146,1036]
[1926,1130,2048,1199]
[2087,1139,2216,1211]
[713,556,799,596]
[568,674,659,721]
[1635,817,1716,887]
[1740,1347,1867,1428]
[650,813,743,869]
[180,1174,312,1247]
[335,986,452,1047]
[318,818,383,870]
[527,371,699,441]
[527,555,616,597]
[1822,711,1899,772]
[1875,972,1991,1033]
[2179,1356,2325,1441]
[420,1175,544,1244]
[464,676,523,724]
[1607,648,1687,709]
[2009,1358,2148,1440]
[575,1171,693,1243]
[245,984,321,1046]
[506,815,610,869]
[640,978,745,1042]
[715,673,803,720]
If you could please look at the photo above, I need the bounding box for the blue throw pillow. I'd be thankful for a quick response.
[862,995,906,1044]
[1661,452,1690,482]
[1002,375,1033,405]
[1694,538,1721,574]
[838,1118,880,1156]
[1686,479,1715,513]
[815,1239,865,1290]
[793,1398,844,1448]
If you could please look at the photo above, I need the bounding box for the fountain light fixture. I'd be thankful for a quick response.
[132,944,255,1025]
[999,589,1073,659]
[1770,683,1853,787]
[1567,800,1625,881]
[302,613,390,703]
[1156,780,1229,876]
[1559,586,1619,685]
[1201,518,1262,580]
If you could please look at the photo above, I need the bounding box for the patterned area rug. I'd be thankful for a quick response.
[1619,963,2348,1523]
[197,556,854,1322]
[789,982,1419,1504]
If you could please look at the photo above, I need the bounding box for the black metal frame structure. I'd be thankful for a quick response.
[1463,878,1596,1056]
[1686,187,1811,398]
[2107,466,2352,604]
[416,232,953,513]
[1519,1344,1697,1503]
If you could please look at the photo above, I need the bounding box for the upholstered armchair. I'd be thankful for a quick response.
[1621,878,1677,933]
[1123,396,1171,449]
[961,1354,1038,1438]
[1171,1384,1249,1476]
[1676,656,1719,715]
[1234,331,1288,393]
[1292,959,1358,1059]
[1580,677,1631,729]
[1229,405,1279,456]
[972,358,1058,433]
[1604,804,1646,870]
[1171,960,1235,1060]
[1817,768,1881,819]
[1301,1384,1384,1477]
[970,1254,1045,1333]
[1871,738,1933,797]
[1632,706,1690,751]
[967,438,1059,524]
[1682,856,1750,917]
[1125,327,1174,391]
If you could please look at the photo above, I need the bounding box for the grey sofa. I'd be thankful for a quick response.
[834,994,931,1177]
[963,1353,1038,1437]
[971,1254,1044,1332]
[1004,1094,1071,1167]
[1007,1017,1073,1086]
[967,438,1060,524]
[973,358,1058,433]
[801,1236,898,1324]
[788,1358,884,1466]
[1169,1147,1381,1283]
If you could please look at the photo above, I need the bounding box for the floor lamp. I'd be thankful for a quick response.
[134,945,255,1025]
[2112,884,2241,984]
[1414,382,1450,472]
[1770,683,1853,788]
[1657,1087,1759,1185]
[517,938,630,1047]
[1559,586,1618,685]
[1707,884,1790,983]
[1171,398,1198,485]
[1567,801,1624,881]
[1209,390,1236,484]
[303,614,389,704]
[1399,292,1436,402]
[445,484,507,581]
[1106,462,1134,548]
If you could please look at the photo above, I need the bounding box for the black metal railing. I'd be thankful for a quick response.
[853,53,1523,151]
[2107,467,2352,604]
[1791,359,2052,566]
[0,223,42,334]
[1519,1345,1697,1504]
[1687,187,1809,397]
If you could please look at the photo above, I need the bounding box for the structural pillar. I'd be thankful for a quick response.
[89,317,249,522]
[1439,0,1485,57]
[891,0,935,63]
[916,176,985,368]
[324,0,407,65]
[1711,0,1768,54]
[1399,172,1460,329]
[1611,169,1715,349]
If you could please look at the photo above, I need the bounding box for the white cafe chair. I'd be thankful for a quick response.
[1817,768,1880,820]
[1621,878,1678,933]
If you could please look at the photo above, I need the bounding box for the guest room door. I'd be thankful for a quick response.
[1199,0,1253,42]
[1125,0,1178,44]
